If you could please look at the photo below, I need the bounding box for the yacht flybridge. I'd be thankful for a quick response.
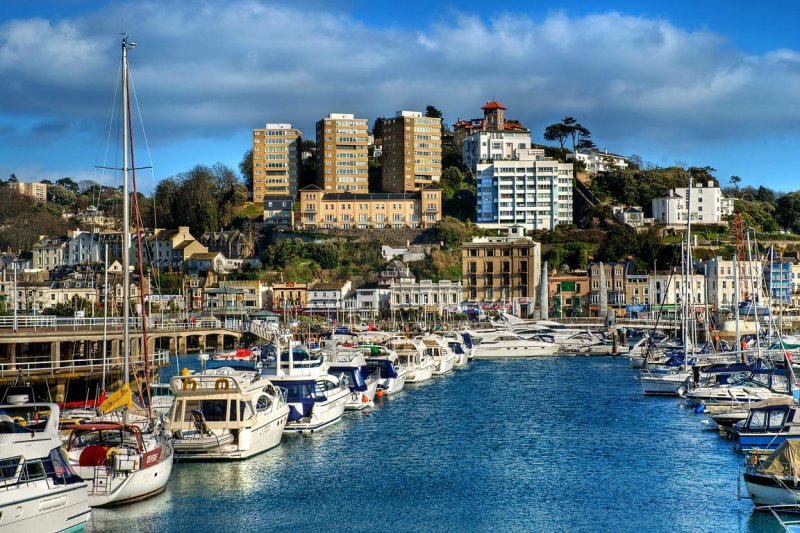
[0,401,90,532]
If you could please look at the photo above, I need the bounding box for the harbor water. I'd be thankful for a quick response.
[88,356,781,532]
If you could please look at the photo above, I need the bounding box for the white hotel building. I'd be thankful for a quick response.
[475,148,574,231]
[651,181,734,226]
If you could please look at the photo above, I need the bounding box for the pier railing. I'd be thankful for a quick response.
[0,349,170,378]
[0,316,226,332]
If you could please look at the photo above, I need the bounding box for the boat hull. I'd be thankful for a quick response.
[744,472,800,507]
[640,373,691,396]
[0,482,91,533]
[79,441,174,507]
[378,371,408,396]
[406,362,435,383]
[473,344,559,358]
[172,407,289,460]
[284,388,349,433]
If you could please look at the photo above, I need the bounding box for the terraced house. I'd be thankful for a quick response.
[298,184,442,230]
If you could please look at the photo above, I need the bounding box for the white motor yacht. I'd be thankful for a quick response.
[639,368,692,396]
[166,367,289,460]
[261,345,349,433]
[422,336,458,376]
[0,401,91,533]
[471,331,558,358]
[390,338,435,383]
[323,347,380,410]
[364,346,408,396]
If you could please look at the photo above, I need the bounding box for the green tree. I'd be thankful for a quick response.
[56,177,78,193]
[48,184,77,206]
[596,224,638,262]
[239,149,253,190]
[543,123,569,150]
[440,167,463,199]
[437,217,472,249]
[371,117,384,139]
[425,105,443,119]
[776,192,800,233]
[729,175,741,189]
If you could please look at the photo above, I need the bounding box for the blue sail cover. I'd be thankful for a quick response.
[367,359,397,379]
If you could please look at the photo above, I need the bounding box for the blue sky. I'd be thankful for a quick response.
[2,0,800,194]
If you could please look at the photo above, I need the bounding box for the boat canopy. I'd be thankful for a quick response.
[367,359,397,379]
[759,439,800,481]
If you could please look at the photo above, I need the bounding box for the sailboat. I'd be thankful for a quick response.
[640,180,694,396]
[62,36,173,507]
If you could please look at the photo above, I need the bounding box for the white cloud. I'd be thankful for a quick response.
[1,1,800,165]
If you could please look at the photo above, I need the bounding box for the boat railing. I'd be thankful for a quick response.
[0,349,169,378]
[170,373,245,394]
[275,386,288,404]
[0,455,81,492]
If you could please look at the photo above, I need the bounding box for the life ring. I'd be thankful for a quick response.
[183,378,197,391]
[106,447,123,461]
[214,378,229,390]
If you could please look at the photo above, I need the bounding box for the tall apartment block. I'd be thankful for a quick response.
[381,111,442,192]
[251,123,301,203]
[316,113,369,192]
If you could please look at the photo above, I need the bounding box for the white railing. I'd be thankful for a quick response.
[0,316,225,332]
[0,349,170,377]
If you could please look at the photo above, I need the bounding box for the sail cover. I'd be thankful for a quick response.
[760,439,800,482]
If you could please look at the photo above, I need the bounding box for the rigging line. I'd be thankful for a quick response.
[95,61,123,196]
[127,70,153,417]
[127,70,159,230]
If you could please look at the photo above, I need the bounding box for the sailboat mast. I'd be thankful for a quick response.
[122,36,133,387]
[683,177,692,371]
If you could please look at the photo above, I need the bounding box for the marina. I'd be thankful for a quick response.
[79,354,777,532]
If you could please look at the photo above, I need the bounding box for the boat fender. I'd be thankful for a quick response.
[183,378,197,391]
[215,378,230,390]
[361,394,369,404]
[750,454,759,467]
[375,389,384,398]
[694,404,705,414]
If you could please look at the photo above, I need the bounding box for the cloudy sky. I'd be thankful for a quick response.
[2,0,800,193]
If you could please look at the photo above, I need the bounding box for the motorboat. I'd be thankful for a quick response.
[261,344,349,433]
[166,367,289,460]
[744,439,800,507]
[684,367,793,407]
[709,396,796,430]
[389,338,435,383]
[422,336,458,376]
[63,422,173,507]
[210,347,255,361]
[733,403,800,452]
[323,347,380,410]
[0,400,91,532]
[364,346,408,396]
[639,368,692,396]
[471,331,558,358]
[438,331,474,365]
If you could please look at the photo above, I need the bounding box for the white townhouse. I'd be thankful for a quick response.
[651,181,734,226]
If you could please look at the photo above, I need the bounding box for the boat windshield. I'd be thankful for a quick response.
[748,409,788,431]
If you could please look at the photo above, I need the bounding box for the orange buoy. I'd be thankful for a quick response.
[376,389,384,398]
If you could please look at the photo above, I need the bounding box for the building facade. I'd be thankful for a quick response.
[252,123,301,203]
[381,111,442,192]
[306,281,353,315]
[651,181,735,226]
[461,227,541,305]
[271,282,308,313]
[566,149,628,173]
[13,181,48,203]
[476,148,574,230]
[389,279,462,314]
[298,184,441,230]
[703,257,764,312]
[316,113,369,192]
[454,100,530,152]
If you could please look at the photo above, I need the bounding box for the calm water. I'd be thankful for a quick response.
[87,356,781,532]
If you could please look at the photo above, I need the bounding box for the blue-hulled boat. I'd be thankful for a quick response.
[260,344,349,433]
[733,403,800,452]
